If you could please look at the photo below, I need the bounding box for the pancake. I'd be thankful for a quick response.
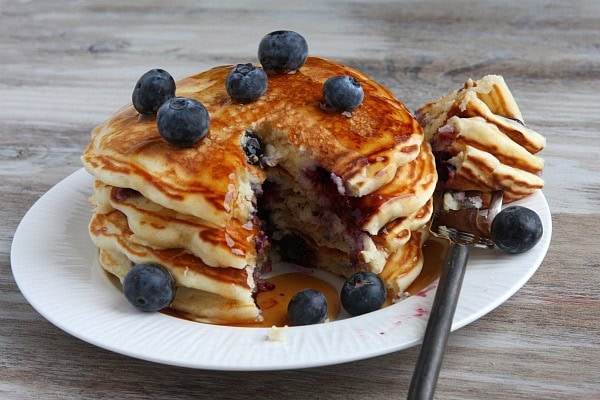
[376,197,433,252]
[416,75,545,152]
[416,75,545,203]
[82,56,437,324]
[445,145,544,202]
[259,142,436,275]
[82,57,424,227]
[98,249,260,324]
[90,180,258,269]
[89,210,257,305]
[438,116,544,174]
[379,228,427,295]
[353,141,437,234]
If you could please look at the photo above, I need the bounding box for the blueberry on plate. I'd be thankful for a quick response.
[322,75,364,112]
[157,97,210,147]
[132,69,176,115]
[491,206,543,254]
[258,30,308,74]
[226,63,268,103]
[122,263,175,312]
[340,271,386,316]
[287,288,328,326]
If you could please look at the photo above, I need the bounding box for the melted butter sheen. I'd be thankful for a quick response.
[244,272,341,328]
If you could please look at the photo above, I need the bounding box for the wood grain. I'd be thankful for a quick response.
[1,1,599,399]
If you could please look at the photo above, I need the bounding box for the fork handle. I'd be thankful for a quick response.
[407,242,470,400]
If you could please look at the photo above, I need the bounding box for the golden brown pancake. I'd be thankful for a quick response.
[444,145,544,202]
[439,116,544,174]
[379,228,427,295]
[98,249,260,324]
[82,56,437,323]
[353,141,437,234]
[416,75,545,203]
[90,180,258,270]
[82,57,424,227]
[89,210,257,304]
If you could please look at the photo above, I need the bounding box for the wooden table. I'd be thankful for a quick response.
[2,1,599,398]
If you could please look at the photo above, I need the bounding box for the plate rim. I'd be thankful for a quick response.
[10,168,552,371]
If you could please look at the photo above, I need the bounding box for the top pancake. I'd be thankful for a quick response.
[82,56,424,227]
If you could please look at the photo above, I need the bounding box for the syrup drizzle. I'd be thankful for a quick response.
[241,272,341,328]
[108,238,447,327]
[235,238,447,327]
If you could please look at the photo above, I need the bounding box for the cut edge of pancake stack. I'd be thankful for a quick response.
[82,50,437,324]
[415,75,545,203]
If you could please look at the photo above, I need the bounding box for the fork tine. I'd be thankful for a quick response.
[431,190,503,247]
[437,225,495,248]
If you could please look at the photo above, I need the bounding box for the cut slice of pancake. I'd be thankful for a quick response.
[436,116,544,174]
[82,56,437,324]
[416,75,545,203]
[445,145,544,202]
[417,75,545,153]
[376,197,433,253]
[259,148,436,276]
[353,141,437,234]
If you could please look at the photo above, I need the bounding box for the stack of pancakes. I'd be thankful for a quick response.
[415,75,545,203]
[82,56,437,324]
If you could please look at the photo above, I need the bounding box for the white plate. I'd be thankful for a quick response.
[11,168,552,371]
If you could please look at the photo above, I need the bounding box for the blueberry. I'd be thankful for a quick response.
[322,75,364,112]
[241,130,264,165]
[491,206,543,254]
[258,30,308,74]
[226,63,268,103]
[340,271,386,316]
[287,288,328,326]
[122,263,175,312]
[156,97,210,147]
[132,69,176,115]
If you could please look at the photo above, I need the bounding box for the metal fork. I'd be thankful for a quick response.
[407,190,503,400]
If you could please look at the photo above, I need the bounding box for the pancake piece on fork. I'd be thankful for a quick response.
[416,75,545,203]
